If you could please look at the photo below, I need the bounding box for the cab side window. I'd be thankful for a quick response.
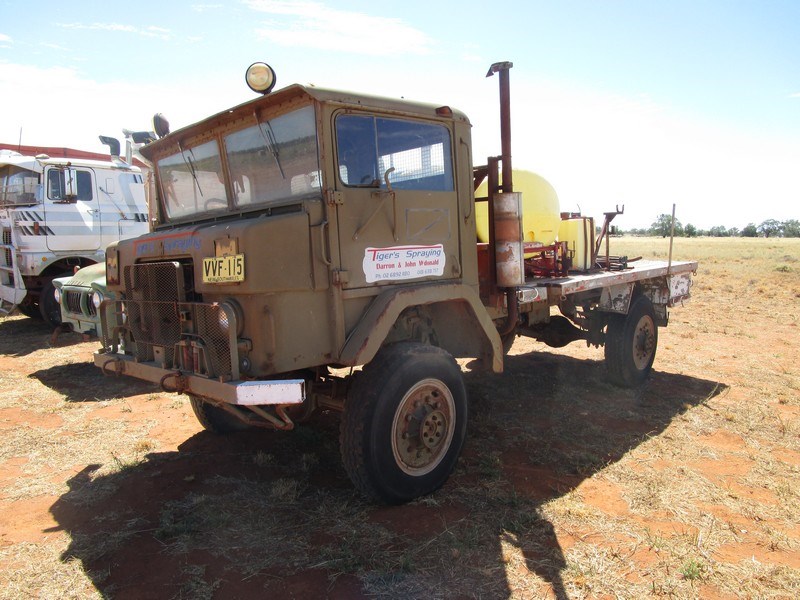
[47,169,93,201]
[336,115,453,191]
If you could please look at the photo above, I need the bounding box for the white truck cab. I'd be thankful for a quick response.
[0,140,149,325]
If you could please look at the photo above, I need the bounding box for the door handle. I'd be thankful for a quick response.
[355,168,398,242]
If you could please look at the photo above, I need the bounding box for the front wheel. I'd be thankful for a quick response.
[189,395,251,433]
[604,295,658,387]
[39,278,65,327]
[340,343,467,504]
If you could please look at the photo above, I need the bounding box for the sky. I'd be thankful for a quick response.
[1,0,798,229]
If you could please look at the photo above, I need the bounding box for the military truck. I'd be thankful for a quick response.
[94,62,696,503]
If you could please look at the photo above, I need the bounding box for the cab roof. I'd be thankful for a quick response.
[0,149,139,173]
[140,83,470,160]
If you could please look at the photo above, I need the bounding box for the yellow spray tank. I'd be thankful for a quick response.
[475,170,561,254]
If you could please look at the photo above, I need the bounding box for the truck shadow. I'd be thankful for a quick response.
[0,315,55,356]
[30,362,157,402]
[48,350,726,598]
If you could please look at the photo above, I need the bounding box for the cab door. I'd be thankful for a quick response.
[333,113,461,290]
[43,166,101,251]
[105,171,149,247]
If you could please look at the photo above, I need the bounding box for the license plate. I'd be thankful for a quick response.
[202,253,245,283]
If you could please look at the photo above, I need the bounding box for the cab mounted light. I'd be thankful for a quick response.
[246,62,277,95]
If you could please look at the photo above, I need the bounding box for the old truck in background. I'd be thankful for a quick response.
[0,137,149,326]
[94,62,696,503]
[51,131,155,338]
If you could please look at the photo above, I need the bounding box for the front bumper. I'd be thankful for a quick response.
[94,351,305,406]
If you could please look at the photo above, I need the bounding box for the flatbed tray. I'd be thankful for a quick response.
[521,259,698,296]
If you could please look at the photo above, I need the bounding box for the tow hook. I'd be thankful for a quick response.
[101,358,125,376]
[159,371,187,394]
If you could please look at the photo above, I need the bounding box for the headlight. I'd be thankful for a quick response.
[218,308,231,332]
[53,287,62,304]
[217,301,243,336]
[91,291,104,310]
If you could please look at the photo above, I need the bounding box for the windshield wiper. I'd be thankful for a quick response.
[178,142,204,197]
[254,111,286,179]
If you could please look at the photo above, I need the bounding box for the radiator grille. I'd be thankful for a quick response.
[108,261,235,379]
[63,290,84,315]
[125,262,182,303]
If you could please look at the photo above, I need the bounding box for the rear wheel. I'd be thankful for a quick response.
[604,295,658,387]
[189,395,250,433]
[340,342,467,504]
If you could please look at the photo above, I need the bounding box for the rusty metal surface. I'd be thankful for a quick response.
[94,351,305,405]
[599,283,634,313]
[668,272,693,305]
[494,192,524,287]
[530,260,697,297]
[338,282,503,373]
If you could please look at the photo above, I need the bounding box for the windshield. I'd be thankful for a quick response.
[156,105,320,223]
[0,166,41,206]
[158,140,228,220]
[225,105,320,207]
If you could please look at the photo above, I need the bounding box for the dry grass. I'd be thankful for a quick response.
[0,236,798,598]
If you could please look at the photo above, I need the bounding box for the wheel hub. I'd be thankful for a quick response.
[420,409,447,449]
[392,380,456,475]
[633,318,656,369]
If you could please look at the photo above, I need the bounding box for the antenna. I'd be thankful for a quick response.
[17,127,22,152]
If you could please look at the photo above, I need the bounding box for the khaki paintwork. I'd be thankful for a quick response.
[103,84,502,383]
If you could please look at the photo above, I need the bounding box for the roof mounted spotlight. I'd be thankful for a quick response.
[246,62,277,95]
[153,113,170,138]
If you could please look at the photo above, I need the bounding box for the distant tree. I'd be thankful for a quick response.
[684,223,697,237]
[649,214,683,237]
[709,225,729,237]
[728,227,740,237]
[758,219,783,238]
[782,220,800,238]
[741,223,758,237]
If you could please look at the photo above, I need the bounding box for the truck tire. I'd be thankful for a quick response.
[604,295,658,387]
[189,395,250,433]
[340,342,467,504]
[17,302,40,320]
[39,279,64,327]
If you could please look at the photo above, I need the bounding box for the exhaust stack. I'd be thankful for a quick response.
[486,62,524,288]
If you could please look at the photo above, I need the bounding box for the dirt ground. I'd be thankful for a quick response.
[1,237,798,599]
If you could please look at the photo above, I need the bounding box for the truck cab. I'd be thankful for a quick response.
[100,77,499,378]
[0,144,149,325]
